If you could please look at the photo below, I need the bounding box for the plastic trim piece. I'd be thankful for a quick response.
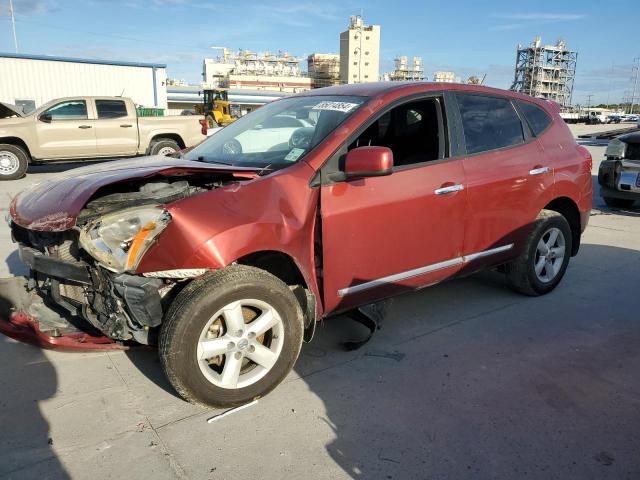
[337,244,514,297]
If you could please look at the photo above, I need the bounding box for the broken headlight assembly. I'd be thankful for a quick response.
[79,206,171,272]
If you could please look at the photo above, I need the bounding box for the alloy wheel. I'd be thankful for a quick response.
[196,299,284,389]
[534,227,566,283]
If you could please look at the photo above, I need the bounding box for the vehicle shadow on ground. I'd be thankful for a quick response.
[0,297,70,479]
[121,243,640,478]
[591,175,640,218]
[5,250,28,277]
[28,160,109,175]
[290,242,640,478]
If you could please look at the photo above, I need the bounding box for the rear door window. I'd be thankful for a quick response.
[96,100,129,119]
[456,94,524,154]
[516,100,552,136]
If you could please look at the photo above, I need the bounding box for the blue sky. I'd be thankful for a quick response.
[0,0,638,105]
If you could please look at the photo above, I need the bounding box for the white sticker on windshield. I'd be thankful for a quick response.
[311,101,359,113]
[284,148,305,161]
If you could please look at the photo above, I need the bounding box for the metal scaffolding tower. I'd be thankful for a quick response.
[510,37,577,108]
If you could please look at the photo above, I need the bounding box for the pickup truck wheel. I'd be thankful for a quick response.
[505,210,572,296]
[149,139,180,156]
[0,144,29,180]
[603,197,635,209]
[159,265,304,408]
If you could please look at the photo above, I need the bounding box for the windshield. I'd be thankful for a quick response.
[185,95,366,169]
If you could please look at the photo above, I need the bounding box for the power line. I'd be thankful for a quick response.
[8,0,18,53]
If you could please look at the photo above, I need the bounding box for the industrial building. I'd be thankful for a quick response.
[432,71,457,83]
[510,37,577,108]
[383,56,424,81]
[0,52,168,112]
[202,49,311,93]
[340,15,381,84]
[307,53,341,88]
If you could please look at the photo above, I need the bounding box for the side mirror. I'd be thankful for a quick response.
[344,146,393,179]
[39,113,52,123]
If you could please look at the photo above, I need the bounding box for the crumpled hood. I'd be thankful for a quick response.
[10,156,259,231]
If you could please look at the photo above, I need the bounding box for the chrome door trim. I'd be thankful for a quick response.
[337,244,514,297]
[529,166,550,175]
[463,243,514,262]
[434,184,465,195]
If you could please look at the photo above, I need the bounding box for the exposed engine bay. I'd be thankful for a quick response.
[7,172,246,345]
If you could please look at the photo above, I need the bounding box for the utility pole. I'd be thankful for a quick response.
[8,0,18,53]
[586,94,594,111]
[630,57,639,115]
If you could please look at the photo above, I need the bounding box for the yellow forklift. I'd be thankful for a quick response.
[196,88,241,128]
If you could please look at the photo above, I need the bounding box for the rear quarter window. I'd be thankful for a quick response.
[517,100,552,136]
[96,100,129,119]
[456,93,524,155]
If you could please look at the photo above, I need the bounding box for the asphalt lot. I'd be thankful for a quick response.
[0,123,639,479]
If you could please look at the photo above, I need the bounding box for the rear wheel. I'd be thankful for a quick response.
[603,197,635,209]
[505,210,572,296]
[0,144,29,180]
[149,139,180,156]
[159,265,304,408]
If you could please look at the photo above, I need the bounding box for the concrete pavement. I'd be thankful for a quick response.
[0,123,639,479]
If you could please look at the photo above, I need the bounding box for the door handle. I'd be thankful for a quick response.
[434,184,464,195]
[529,166,550,175]
[78,125,92,129]
[120,124,133,128]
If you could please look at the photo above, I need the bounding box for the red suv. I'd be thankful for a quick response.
[2,83,592,407]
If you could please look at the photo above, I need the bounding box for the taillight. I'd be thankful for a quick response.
[199,119,208,136]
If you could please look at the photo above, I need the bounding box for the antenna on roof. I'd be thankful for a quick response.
[119,88,125,97]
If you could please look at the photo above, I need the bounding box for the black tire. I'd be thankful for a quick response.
[149,139,180,156]
[603,197,635,209]
[0,143,29,181]
[159,265,304,408]
[505,210,572,296]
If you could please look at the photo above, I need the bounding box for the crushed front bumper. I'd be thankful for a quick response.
[0,276,126,351]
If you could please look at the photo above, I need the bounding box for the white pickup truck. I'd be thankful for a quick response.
[0,96,207,180]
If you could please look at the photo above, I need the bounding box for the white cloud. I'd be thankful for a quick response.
[0,0,58,16]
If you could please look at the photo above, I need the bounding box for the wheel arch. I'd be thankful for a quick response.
[236,250,308,288]
[235,250,319,336]
[543,196,581,256]
[0,137,33,160]
[148,133,186,151]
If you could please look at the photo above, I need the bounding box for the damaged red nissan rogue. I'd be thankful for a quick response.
[1,83,592,407]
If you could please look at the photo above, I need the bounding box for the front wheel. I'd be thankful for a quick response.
[159,265,304,408]
[0,144,29,180]
[505,210,572,296]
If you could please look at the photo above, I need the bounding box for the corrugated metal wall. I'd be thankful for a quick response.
[0,57,168,109]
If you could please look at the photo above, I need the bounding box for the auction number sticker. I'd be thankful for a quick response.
[285,148,306,161]
[311,101,359,113]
